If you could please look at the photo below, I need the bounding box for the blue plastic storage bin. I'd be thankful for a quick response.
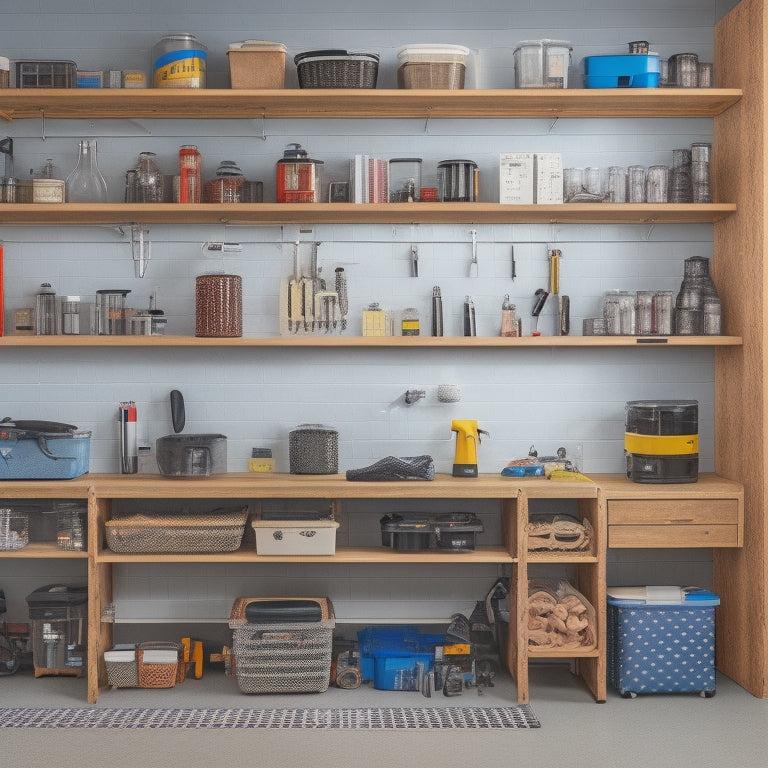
[372,651,433,690]
[357,625,443,682]
[584,54,660,88]
[607,589,719,697]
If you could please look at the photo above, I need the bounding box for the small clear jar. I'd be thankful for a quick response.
[388,158,422,202]
[401,307,420,336]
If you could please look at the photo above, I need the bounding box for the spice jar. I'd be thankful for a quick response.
[276,143,323,203]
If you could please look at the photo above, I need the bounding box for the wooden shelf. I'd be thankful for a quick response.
[527,647,601,659]
[0,88,742,121]
[0,202,737,226]
[0,542,88,558]
[0,334,743,348]
[94,545,514,564]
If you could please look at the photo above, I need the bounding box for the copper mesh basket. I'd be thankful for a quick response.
[195,273,242,337]
[137,642,182,688]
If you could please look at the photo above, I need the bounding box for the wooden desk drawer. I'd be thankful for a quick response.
[608,499,741,548]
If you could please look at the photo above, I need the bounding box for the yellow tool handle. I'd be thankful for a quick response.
[624,433,698,455]
[549,249,561,295]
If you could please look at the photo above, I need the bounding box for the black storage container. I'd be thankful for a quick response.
[380,512,483,552]
[625,399,698,483]
[26,583,87,677]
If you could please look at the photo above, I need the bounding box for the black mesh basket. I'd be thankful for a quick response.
[295,50,379,88]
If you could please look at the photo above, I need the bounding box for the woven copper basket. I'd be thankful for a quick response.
[195,273,242,337]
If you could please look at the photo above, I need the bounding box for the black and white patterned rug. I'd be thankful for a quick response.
[0,705,540,729]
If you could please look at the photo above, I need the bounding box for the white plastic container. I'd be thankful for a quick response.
[513,39,572,88]
[251,519,339,555]
[397,44,470,89]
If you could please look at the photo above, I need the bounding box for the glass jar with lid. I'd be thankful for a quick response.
[152,33,207,88]
[276,143,323,203]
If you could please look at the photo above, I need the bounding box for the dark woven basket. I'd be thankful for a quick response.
[295,50,379,88]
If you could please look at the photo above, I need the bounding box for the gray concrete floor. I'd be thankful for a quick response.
[2,662,768,768]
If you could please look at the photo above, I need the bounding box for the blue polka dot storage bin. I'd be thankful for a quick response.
[607,594,719,697]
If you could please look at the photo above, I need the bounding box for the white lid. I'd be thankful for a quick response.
[397,44,470,61]
[514,39,573,51]
[141,649,178,663]
[228,40,287,52]
[104,650,136,662]
[0,56,9,69]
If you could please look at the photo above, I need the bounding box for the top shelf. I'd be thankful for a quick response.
[0,88,742,121]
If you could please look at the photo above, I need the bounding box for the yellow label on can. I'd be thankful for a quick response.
[624,433,698,456]
[153,51,206,87]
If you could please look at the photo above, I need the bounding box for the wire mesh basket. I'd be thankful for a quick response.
[288,424,339,474]
[104,506,249,553]
[295,50,379,88]
[0,508,29,550]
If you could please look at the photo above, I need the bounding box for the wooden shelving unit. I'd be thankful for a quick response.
[0,88,742,122]
[0,334,743,348]
[0,79,752,704]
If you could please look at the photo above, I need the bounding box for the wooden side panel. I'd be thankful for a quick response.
[714,0,768,698]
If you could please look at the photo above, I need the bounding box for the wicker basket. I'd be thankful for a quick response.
[229,597,335,694]
[137,642,182,688]
[0,507,29,550]
[104,506,248,553]
[295,50,379,88]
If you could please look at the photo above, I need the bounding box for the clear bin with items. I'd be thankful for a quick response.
[397,45,470,89]
[514,39,572,88]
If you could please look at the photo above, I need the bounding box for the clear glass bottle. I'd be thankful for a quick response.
[674,255,720,335]
[65,139,108,202]
[136,151,163,202]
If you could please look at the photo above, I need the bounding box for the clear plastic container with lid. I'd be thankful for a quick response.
[152,33,207,88]
[397,44,470,89]
[514,39,572,88]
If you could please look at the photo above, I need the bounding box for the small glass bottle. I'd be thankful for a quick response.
[500,294,518,337]
[66,139,108,202]
[401,307,420,336]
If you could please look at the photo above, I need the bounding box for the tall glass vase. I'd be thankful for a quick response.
[66,139,108,202]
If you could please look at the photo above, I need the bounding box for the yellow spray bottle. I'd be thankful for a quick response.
[451,420,490,478]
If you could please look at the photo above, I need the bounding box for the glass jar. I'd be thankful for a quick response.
[61,296,81,335]
[674,256,720,335]
[500,295,518,337]
[204,160,245,203]
[152,33,207,88]
[136,151,164,202]
[66,139,108,203]
[388,158,422,202]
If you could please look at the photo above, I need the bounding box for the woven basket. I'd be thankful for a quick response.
[397,62,465,89]
[104,506,248,553]
[295,50,378,88]
[137,642,181,688]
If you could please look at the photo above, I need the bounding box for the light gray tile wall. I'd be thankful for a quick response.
[0,0,738,623]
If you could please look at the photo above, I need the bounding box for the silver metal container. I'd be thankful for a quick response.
[289,424,338,474]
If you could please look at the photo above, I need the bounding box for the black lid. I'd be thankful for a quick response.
[294,49,380,65]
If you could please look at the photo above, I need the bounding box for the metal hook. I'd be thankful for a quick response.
[256,110,267,141]
[547,116,559,134]
[645,223,656,240]
[423,105,433,134]
[39,108,46,141]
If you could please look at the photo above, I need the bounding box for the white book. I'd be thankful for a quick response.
[499,153,535,204]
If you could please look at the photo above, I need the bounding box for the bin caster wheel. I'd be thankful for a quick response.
[620,691,636,699]
[701,690,716,698]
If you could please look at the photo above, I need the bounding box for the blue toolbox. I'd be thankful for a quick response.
[584,54,660,88]
[607,586,719,697]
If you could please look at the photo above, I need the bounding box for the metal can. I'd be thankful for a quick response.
[152,33,207,89]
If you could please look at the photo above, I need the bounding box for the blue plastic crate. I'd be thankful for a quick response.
[357,626,443,682]
[607,592,719,697]
[584,54,660,88]
[372,651,433,691]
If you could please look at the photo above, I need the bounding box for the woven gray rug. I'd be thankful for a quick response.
[0,705,540,729]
